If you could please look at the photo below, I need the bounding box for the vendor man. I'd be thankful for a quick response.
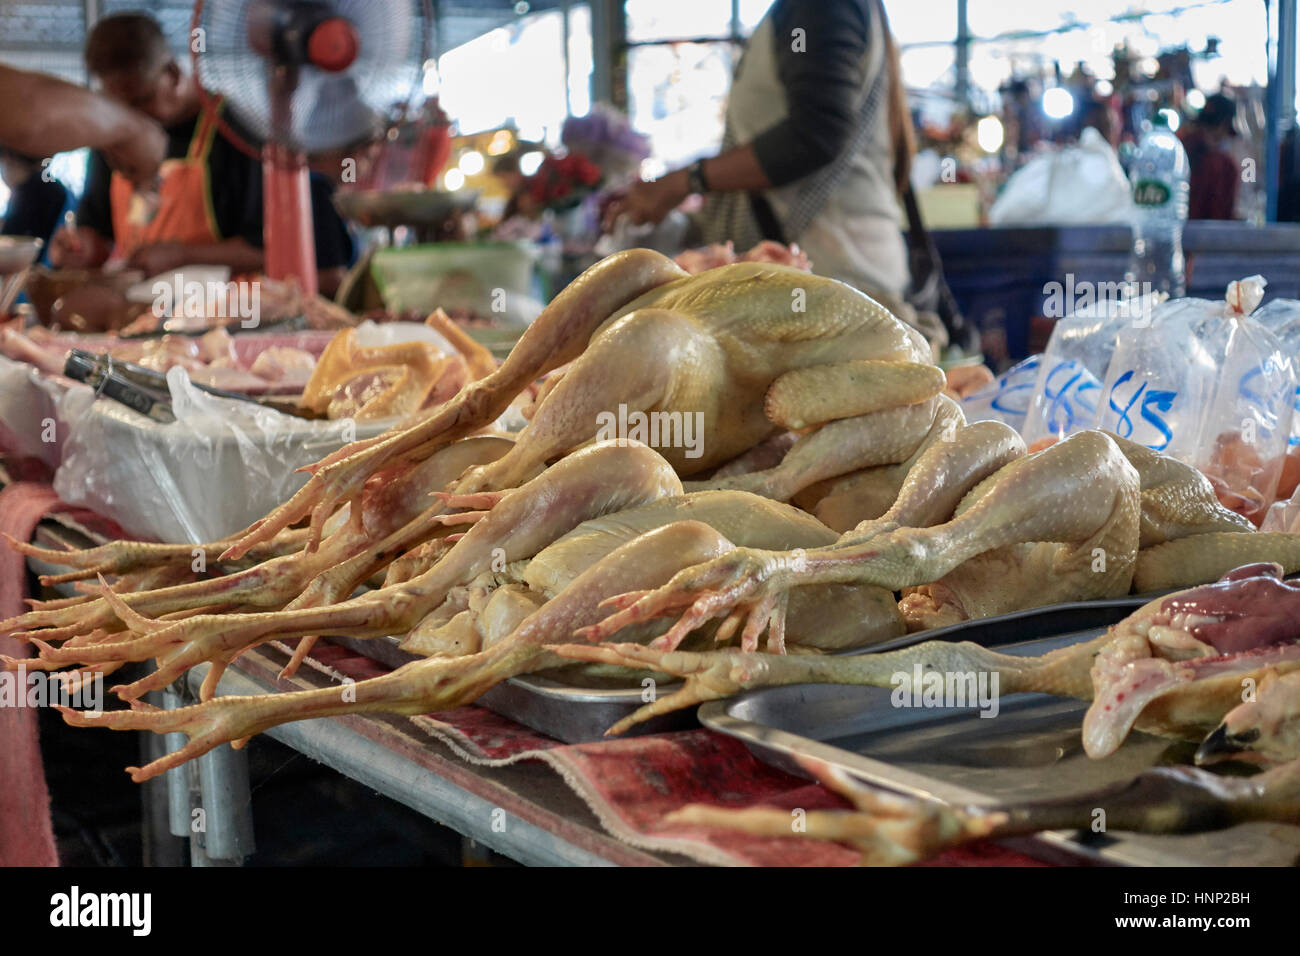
[50,12,353,295]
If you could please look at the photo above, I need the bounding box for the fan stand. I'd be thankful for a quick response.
[264,62,318,296]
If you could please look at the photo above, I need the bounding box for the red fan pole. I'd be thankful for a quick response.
[262,142,318,296]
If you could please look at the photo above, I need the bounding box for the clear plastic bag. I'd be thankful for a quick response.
[959,355,1041,432]
[1095,276,1296,522]
[1021,291,1165,446]
[53,367,388,543]
[1253,298,1300,505]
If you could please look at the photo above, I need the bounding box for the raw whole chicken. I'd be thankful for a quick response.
[6,248,1300,788]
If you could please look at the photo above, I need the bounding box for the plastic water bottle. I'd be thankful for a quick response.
[1127,113,1190,297]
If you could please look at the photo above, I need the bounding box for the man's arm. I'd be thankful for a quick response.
[126,237,265,277]
[0,65,165,185]
[50,151,115,267]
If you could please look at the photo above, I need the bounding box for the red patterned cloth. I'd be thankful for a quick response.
[0,482,127,866]
[295,642,1049,867]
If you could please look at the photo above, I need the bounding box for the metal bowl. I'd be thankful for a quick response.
[0,235,42,275]
[333,188,479,229]
[25,267,147,332]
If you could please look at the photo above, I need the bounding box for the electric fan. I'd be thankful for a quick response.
[190,0,432,295]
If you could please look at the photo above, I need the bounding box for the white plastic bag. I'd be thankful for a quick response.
[989,128,1134,226]
[53,367,388,543]
[0,355,84,468]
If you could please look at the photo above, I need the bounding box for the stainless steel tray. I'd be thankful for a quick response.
[328,634,697,743]
[699,625,1300,866]
[329,597,1153,746]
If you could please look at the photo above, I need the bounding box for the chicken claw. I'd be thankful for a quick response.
[580,548,797,652]
[546,642,771,734]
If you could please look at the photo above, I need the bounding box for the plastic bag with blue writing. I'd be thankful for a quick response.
[958,355,1041,432]
[1096,276,1296,524]
[1021,290,1165,448]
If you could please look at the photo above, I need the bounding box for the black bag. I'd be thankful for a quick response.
[902,184,980,354]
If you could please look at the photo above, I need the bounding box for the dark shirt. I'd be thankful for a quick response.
[750,0,875,187]
[2,174,69,259]
[78,111,353,269]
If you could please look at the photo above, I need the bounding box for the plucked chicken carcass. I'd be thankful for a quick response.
[18,431,1298,782]
[219,249,940,554]
[9,249,1300,786]
[23,441,909,780]
[554,562,1300,744]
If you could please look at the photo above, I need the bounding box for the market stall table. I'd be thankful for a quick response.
[14,494,1047,869]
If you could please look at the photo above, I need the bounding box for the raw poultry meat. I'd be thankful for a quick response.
[579,428,1267,642]
[15,429,1287,781]
[298,310,495,422]
[9,249,1300,787]
[0,322,320,395]
[665,746,1300,866]
[673,240,811,275]
[555,563,1300,744]
[223,248,935,555]
[37,442,907,781]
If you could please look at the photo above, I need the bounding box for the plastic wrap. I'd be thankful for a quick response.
[52,367,389,543]
[989,128,1134,226]
[1254,298,1300,505]
[0,356,86,468]
[1262,484,1300,533]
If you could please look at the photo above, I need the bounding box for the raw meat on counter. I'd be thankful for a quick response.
[299,309,497,421]
[673,240,811,275]
[13,250,1300,787]
[0,322,325,394]
[118,276,359,336]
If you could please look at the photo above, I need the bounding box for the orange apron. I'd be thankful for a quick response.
[109,98,225,259]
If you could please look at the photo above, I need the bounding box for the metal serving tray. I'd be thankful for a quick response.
[330,597,1156,746]
[699,623,1300,866]
[328,634,698,743]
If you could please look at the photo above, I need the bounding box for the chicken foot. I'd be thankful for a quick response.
[3,437,513,646]
[665,754,1300,867]
[58,518,745,782]
[49,441,682,698]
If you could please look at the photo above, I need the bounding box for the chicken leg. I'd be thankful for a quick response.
[583,430,1141,647]
[32,440,683,698]
[664,754,1300,867]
